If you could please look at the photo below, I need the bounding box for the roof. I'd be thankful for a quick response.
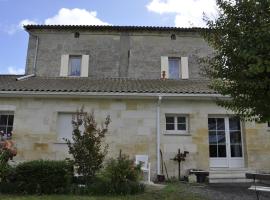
[0,75,216,95]
[24,25,207,33]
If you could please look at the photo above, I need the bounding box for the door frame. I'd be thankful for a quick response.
[208,115,245,168]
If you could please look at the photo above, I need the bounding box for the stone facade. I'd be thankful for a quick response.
[25,29,212,79]
[0,26,269,181]
[1,96,269,178]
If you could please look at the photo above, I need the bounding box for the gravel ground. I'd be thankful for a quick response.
[189,183,270,200]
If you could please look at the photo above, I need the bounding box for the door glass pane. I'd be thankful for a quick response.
[231,145,242,157]
[229,118,241,130]
[208,118,216,130]
[168,58,180,79]
[229,118,242,157]
[230,131,242,144]
[218,145,227,157]
[209,145,217,157]
[217,132,226,144]
[217,118,225,130]
[209,131,217,144]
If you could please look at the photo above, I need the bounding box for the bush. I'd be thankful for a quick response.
[2,160,73,194]
[100,154,145,195]
[64,107,111,183]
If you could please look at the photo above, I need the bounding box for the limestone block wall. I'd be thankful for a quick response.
[0,96,269,179]
[25,30,212,79]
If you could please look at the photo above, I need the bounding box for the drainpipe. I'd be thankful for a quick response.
[156,95,162,175]
[32,34,39,75]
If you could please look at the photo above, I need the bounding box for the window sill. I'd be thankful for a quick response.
[164,131,191,136]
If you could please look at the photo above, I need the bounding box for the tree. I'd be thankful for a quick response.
[203,0,270,122]
[64,107,111,183]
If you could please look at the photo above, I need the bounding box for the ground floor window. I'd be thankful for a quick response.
[0,112,14,140]
[165,114,188,134]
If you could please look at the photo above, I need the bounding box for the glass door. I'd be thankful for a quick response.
[208,117,244,168]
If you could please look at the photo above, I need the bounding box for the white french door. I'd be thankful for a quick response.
[208,117,244,168]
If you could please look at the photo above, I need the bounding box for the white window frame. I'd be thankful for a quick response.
[165,114,189,134]
[68,55,82,77]
[0,111,14,140]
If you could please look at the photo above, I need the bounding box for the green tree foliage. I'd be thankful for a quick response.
[203,0,270,122]
[64,107,111,183]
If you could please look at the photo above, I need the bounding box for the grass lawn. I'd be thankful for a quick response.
[0,183,206,200]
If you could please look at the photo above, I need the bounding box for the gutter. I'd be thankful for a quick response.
[0,91,227,99]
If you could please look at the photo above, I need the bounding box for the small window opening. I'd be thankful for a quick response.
[74,32,80,38]
[171,34,176,40]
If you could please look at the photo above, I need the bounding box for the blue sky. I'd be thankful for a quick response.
[0,0,217,75]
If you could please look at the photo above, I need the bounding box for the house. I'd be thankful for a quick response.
[0,25,269,183]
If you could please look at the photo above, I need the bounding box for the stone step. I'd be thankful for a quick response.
[209,168,252,183]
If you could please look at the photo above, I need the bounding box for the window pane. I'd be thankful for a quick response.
[208,118,216,130]
[177,117,186,123]
[217,132,226,144]
[231,145,242,157]
[218,145,227,157]
[7,115,14,126]
[166,123,174,130]
[69,56,81,76]
[168,58,180,79]
[229,118,240,130]
[0,115,8,126]
[166,116,174,124]
[7,127,13,137]
[230,131,242,144]
[177,123,186,131]
[209,131,217,144]
[217,118,225,130]
[0,126,6,134]
[209,145,217,157]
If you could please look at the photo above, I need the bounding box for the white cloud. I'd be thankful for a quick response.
[4,8,109,35]
[146,0,217,27]
[4,19,38,35]
[7,66,25,74]
[44,8,110,25]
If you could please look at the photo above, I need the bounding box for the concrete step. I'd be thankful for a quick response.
[209,168,253,183]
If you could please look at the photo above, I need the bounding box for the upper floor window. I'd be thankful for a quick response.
[60,54,89,77]
[0,112,14,140]
[165,114,188,134]
[168,57,180,79]
[161,56,189,79]
[69,55,82,76]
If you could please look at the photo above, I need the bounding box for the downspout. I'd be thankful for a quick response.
[17,33,38,81]
[32,34,39,75]
[156,95,162,175]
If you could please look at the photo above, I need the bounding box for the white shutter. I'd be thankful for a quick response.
[60,54,69,76]
[181,57,189,79]
[81,55,89,77]
[57,113,73,142]
[161,56,169,79]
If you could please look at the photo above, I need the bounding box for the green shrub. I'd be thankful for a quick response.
[13,160,73,194]
[64,108,111,183]
[100,154,145,195]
